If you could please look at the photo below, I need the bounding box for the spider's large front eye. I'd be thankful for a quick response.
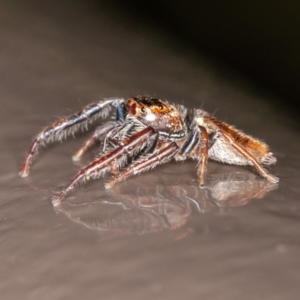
[157,103,163,110]
[140,106,146,113]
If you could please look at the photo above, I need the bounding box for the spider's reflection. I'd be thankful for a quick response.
[55,171,277,240]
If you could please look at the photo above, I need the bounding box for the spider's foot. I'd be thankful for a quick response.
[72,154,81,162]
[52,198,61,207]
[72,150,84,161]
[72,142,93,161]
[19,170,29,178]
[104,181,114,189]
[267,174,279,184]
[199,176,206,188]
[52,193,65,207]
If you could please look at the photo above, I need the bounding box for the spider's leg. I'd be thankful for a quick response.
[180,131,200,156]
[208,131,219,148]
[197,126,209,187]
[220,130,279,183]
[52,127,156,206]
[20,98,124,177]
[105,142,178,189]
[177,126,209,187]
[193,111,278,184]
[116,101,127,122]
[109,129,159,175]
[72,121,117,161]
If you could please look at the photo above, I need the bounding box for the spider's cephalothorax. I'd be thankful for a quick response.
[19,96,278,206]
[126,96,187,139]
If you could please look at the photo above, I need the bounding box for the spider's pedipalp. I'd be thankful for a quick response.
[20,98,124,177]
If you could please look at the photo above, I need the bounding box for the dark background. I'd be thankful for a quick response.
[110,0,300,115]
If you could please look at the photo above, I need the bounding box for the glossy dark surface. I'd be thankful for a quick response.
[1,1,299,299]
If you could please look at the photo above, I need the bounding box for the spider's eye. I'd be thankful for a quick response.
[140,106,146,113]
[158,104,163,110]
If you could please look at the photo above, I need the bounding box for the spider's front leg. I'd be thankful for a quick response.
[52,127,156,206]
[105,142,179,189]
[19,98,124,177]
[72,101,127,161]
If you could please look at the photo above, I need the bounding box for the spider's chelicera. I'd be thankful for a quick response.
[19,96,278,206]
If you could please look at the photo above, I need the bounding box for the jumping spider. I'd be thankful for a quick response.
[19,96,278,206]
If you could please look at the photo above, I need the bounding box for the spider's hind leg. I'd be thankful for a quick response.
[197,126,209,187]
[194,112,278,184]
[220,130,279,183]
